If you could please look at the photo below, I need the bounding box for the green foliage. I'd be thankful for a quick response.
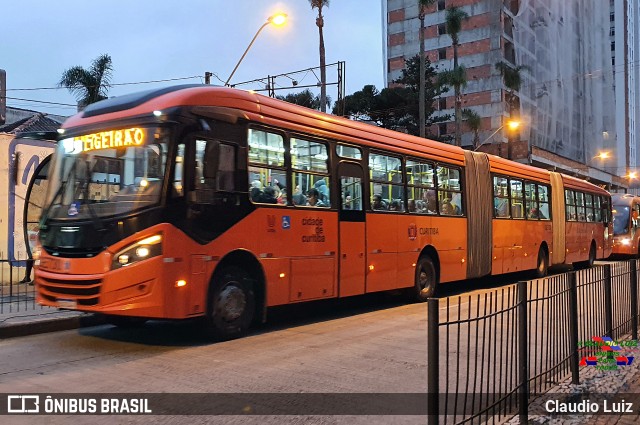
[436,66,467,91]
[461,108,481,147]
[276,89,330,111]
[445,6,469,45]
[58,54,113,107]
[495,61,530,113]
[333,55,449,138]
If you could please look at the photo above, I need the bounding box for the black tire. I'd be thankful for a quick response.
[587,242,596,267]
[413,256,437,302]
[205,266,255,340]
[104,315,147,328]
[534,247,549,278]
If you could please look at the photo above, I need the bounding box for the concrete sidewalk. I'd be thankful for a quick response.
[0,282,104,339]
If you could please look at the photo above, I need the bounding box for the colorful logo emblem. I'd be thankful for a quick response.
[408,223,417,240]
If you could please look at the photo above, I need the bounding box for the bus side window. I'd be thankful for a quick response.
[172,143,185,198]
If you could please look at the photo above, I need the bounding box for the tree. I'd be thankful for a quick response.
[418,0,436,138]
[495,61,530,116]
[276,89,330,110]
[444,6,469,146]
[58,54,113,109]
[461,108,481,148]
[309,0,329,113]
[334,55,449,137]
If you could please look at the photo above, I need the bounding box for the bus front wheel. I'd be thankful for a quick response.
[413,256,437,302]
[206,266,255,340]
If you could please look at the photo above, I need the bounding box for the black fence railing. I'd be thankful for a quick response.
[427,260,640,424]
[0,257,54,318]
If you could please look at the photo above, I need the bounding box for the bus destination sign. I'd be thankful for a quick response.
[63,128,147,153]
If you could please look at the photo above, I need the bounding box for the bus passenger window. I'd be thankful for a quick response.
[406,159,435,215]
[493,176,509,218]
[248,129,288,205]
[370,152,403,212]
[172,143,185,197]
[291,138,330,207]
[537,184,550,220]
[565,190,577,221]
[510,179,524,219]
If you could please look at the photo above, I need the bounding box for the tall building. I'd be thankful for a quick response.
[611,0,639,180]
[384,0,634,189]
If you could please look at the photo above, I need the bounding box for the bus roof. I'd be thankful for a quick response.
[62,85,608,194]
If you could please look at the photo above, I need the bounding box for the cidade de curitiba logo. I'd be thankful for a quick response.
[5,395,152,414]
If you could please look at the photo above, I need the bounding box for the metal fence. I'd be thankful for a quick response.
[0,256,55,319]
[427,260,640,425]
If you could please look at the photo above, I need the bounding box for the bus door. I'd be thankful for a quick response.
[338,163,366,297]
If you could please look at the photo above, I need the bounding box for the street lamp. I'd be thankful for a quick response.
[473,119,521,151]
[225,13,287,87]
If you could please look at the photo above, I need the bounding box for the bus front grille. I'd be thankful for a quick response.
[39,277,101,306]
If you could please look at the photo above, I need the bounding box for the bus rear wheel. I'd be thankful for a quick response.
[206,266,255,340]
[587,243,596,267]
[534,248,549,278]
[413,256,437,302]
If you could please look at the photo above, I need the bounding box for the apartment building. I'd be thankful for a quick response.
[384,0,634,189]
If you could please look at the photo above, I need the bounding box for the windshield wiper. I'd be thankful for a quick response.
[40,158,80,231]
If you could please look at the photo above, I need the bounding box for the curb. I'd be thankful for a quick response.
[0,313,106,339]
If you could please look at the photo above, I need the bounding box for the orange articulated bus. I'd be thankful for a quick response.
[611,193,640,257]
[34,85,613,339]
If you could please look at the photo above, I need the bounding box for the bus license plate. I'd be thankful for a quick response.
[57,299,77,309]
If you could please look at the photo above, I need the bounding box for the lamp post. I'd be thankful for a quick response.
[473,119,520,151]
[225,13,287,87]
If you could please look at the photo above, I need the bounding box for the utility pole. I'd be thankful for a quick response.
[204,72,212,84]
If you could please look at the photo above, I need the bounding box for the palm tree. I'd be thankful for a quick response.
[418,0,436,138]
[495,61,530,116]
[445,6,469,146]
[309,0,330,113]
[462,108,481,149]
[58,54,113,110]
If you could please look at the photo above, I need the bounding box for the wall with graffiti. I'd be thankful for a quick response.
[0,134,55,263]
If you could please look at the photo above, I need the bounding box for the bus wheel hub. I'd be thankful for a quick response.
[217,285,246,322]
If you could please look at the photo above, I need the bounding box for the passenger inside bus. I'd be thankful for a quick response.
[440,199,458,215]
[293,185,307,205]
[422,190,437,214]
[407,199,417,213]
[389,199,403,211]
[372,194,388,210]
[307,188,328,207]
[314,179,330,204]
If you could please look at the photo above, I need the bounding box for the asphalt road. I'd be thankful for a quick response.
[0,290,435,425]
[0,262,619,425]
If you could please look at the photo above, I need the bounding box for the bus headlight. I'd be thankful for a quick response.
[621,238,631,246]
[112,234,163,269]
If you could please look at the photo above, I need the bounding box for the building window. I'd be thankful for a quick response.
[439,98,447,110]
[438,48,447,60]
[438,0,446,11]
[438,123,447,136]
[438,23,446,36]
[610,26,615,36]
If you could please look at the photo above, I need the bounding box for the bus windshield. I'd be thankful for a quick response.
[43,126,169,221]
[613,205,630,235]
